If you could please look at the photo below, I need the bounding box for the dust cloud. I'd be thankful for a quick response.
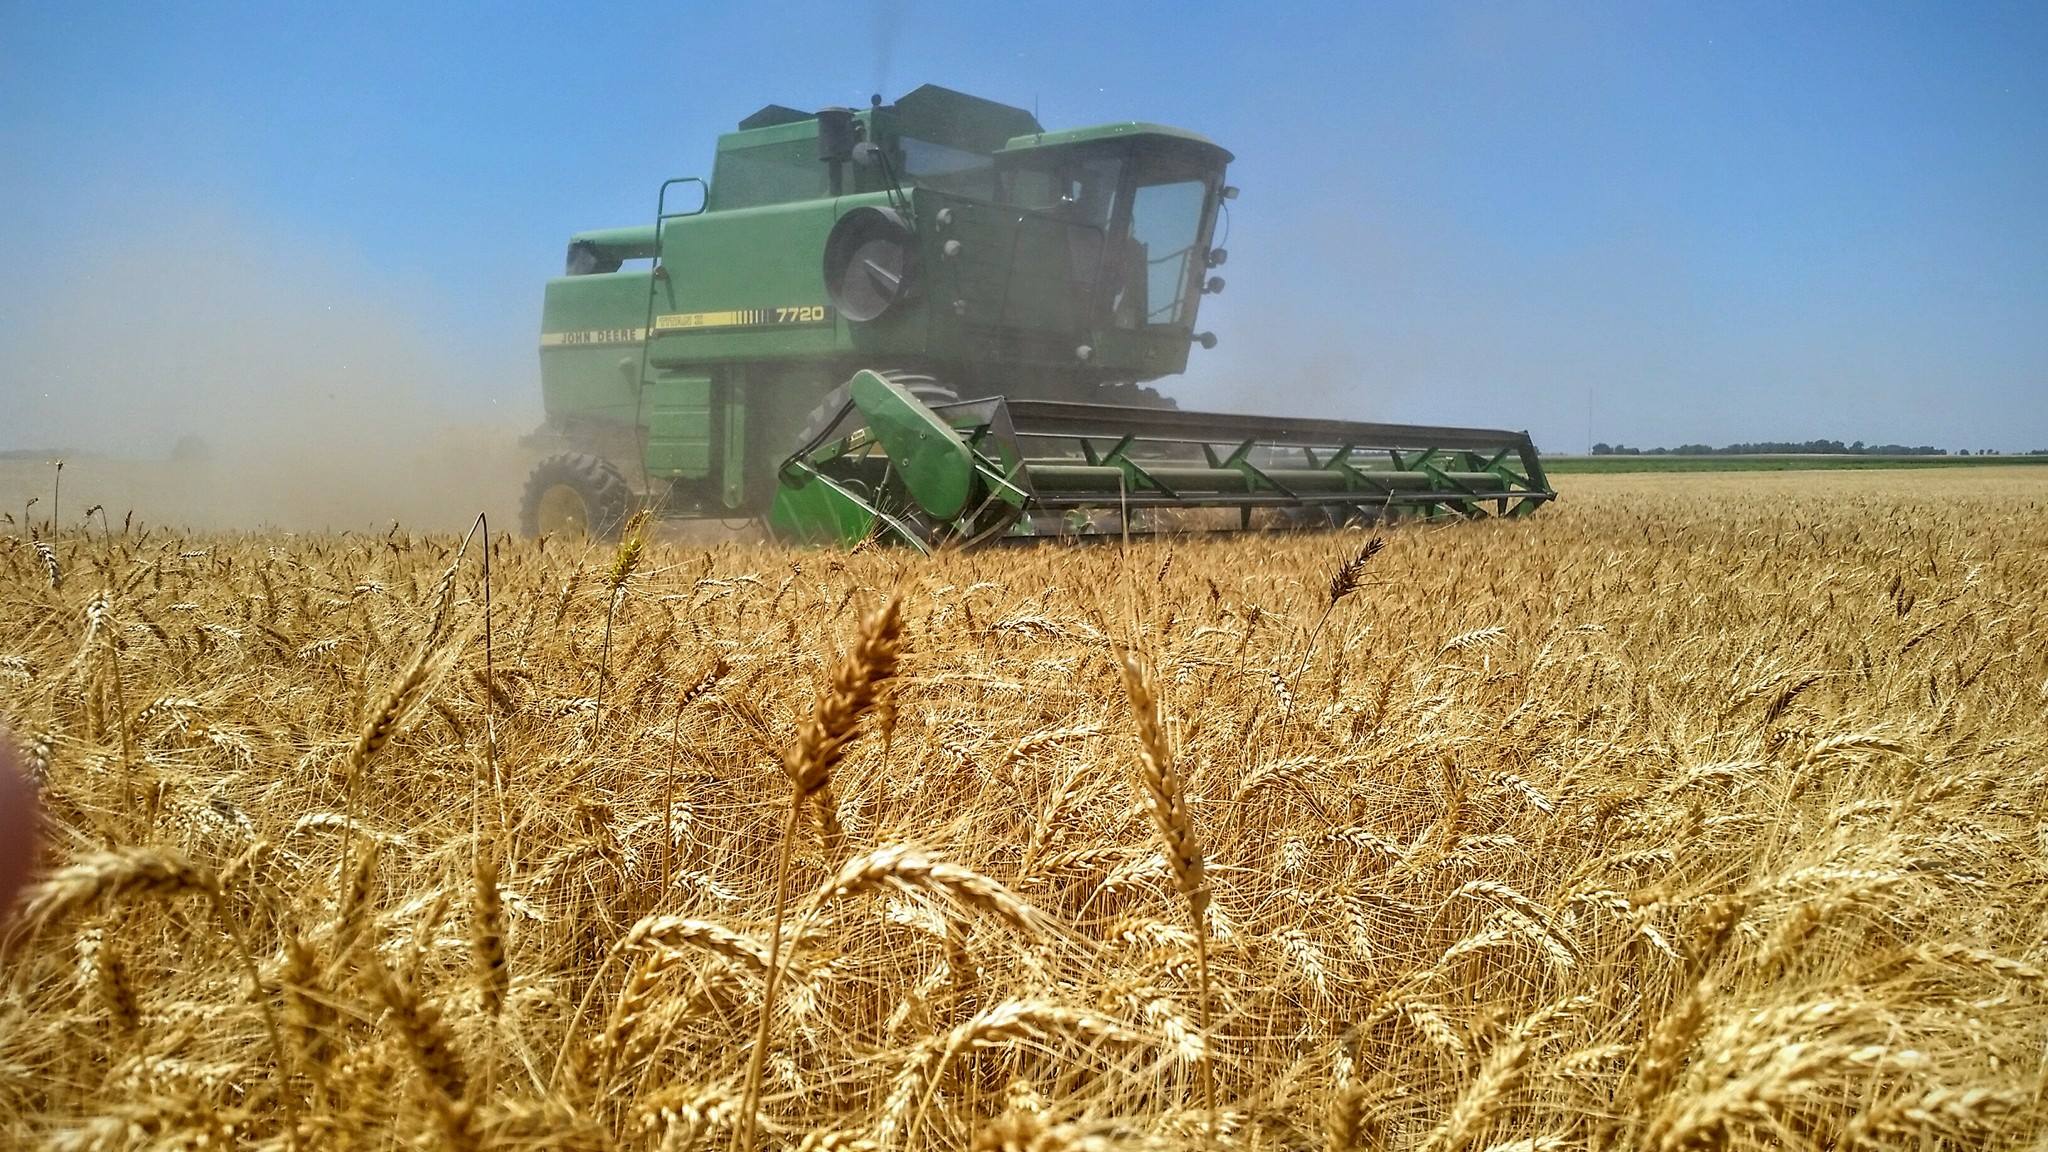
[1,208,537,535]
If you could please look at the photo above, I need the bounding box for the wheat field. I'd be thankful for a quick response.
[2,468,2045,1151]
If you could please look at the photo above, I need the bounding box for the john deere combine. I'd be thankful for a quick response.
[526,85,1551,548]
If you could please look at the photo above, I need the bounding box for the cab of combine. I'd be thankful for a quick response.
[528,84,1236,534]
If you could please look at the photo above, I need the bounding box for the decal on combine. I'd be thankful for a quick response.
[539,327,646,347]
[653,306,834,331]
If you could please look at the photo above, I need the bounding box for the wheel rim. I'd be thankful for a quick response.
[536,482,590,536]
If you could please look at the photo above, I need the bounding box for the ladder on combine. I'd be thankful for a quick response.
[770,371,1554,551]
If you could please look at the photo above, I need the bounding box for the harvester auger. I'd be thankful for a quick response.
[522,84,1553,544]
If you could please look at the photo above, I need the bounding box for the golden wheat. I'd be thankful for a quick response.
[2,468,2046,1150]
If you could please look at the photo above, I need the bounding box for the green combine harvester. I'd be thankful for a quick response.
[526,85,1552,549]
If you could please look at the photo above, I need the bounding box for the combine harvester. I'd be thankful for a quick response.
[525,86,1552,550]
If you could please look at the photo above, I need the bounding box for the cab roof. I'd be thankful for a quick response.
[999,122,1234,164]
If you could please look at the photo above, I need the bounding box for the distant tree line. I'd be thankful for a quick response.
[1589,439,1973,456]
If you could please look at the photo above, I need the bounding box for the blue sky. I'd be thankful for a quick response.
[3,1,2044,453]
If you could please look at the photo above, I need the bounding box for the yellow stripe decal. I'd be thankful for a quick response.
[542,307,832,345]
[654,305,833,331]
[655,310,760,330]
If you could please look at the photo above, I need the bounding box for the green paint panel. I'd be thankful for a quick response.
[642,375,711,477]
[767,471,875,545]
[645,198,884,365]
[540,270,655,428]
[849,371,974,520]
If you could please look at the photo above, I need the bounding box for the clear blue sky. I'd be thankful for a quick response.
[3,1,2044,453]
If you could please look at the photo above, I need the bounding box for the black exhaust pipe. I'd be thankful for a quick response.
[816,107,857,196]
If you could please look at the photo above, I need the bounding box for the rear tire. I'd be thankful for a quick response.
[520,453,635,539]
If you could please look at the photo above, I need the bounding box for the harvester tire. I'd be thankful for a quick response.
[520,453,635,540]
[792,372,958,450]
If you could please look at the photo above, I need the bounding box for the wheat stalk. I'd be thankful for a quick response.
[22,847,220,931]
[93,931,141,1034]
[1118,652,1214,1136]
[1295,536,1386,694]
[805,845,1046,937]
[24,846,299,1137]
[372,959,479,1151]
[620,914,775,972]
[736,593,902,1152]
[471,850,507,1018]
[905,999,1142,1147]
[666,654,729,894]
[590,509,650,744]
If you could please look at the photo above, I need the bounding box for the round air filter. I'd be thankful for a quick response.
[823,206,918,322]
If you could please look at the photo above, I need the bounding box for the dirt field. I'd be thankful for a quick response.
[2,467,2045,1150]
